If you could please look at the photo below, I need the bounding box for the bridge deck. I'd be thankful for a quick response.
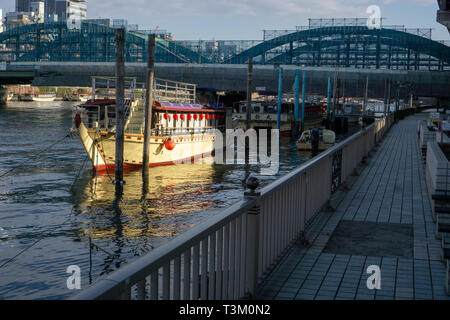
[258,113,450,300]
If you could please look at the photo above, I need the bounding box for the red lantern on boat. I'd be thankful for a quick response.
[164,138,176,150]
[187,114,192,120]
[173,114,178,120]
[199,114,204,120]
[205,114,209,120]
[210,114,215,120]
[163,113,170,120]
[193,114,198,120]
[180,114,185,120]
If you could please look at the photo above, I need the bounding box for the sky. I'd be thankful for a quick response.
[1,0,449,40]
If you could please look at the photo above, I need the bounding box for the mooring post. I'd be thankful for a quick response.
[363,75,369,114]
[387,78,391,114]
[277,67,283,131]
[301,70,306,133]
[246,57,253,130]
[332,72,338,122]
[244,176,261,298]
[294,69,300,130]
[327,76,332,119]
[114,28,125,190]
[143,34,156,174]
[383,78,387,117]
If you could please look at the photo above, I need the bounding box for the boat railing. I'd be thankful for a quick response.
[70,111,398,300]
[153,78,197,105]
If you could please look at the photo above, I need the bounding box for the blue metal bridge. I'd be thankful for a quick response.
[1,19,449,70]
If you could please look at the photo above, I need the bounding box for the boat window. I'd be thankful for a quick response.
[241,106,246,113]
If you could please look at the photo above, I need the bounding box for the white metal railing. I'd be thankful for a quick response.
[71,112,398,300]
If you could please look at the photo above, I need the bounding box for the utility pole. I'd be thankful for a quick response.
[143,34,156,175]
[114,28,125,191]
[246,57,253,130]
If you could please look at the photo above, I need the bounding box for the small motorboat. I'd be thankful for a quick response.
[296,128,335,151]
[33,93,56,102]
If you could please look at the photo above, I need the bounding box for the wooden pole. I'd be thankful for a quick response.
[277,67,283,130]
[143,34,156,173]
[114,28,125,189]
[301,70,306,132]
[246,57,253,130]
[363,75,369,113]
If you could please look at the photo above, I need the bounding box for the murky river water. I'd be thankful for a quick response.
[0,102,359,299]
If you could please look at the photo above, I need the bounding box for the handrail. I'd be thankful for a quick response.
[70,198,256,300]
[260,121,377,200]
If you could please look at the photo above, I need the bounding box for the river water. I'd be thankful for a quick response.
[0,101,358,299]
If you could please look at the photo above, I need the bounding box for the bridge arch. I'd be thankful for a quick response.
[0,22,210,63]
[224,26,450,70]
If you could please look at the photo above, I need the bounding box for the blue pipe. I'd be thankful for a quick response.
[294,69,300,123]
[277,67,283,130]
[301,70,306,126]
[327,76,332,118]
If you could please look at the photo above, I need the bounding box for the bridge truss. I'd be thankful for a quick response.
[0,18,449,70]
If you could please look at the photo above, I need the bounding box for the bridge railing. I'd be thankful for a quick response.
[71,113,398,300]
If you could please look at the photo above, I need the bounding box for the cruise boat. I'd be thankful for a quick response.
[296,128,335,151]
[232,100,325,136]
[71,77,226,172]
[33,93,56,102]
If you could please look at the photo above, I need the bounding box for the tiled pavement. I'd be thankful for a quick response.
[257,114,450,300]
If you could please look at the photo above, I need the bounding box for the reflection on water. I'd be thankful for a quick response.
[0,102,359,299]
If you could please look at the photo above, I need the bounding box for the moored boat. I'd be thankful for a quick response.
[296,128,335,151]
[18,93,33,101]
[33,93,56,102]
[232,100,325,136]
[71,77,226,172]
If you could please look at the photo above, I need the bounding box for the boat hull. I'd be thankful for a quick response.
[296,142,334,151]
[75,122,216,171]
[32,96,56,102]
[236,117,323,137]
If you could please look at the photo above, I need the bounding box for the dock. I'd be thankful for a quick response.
[258,113,449,300]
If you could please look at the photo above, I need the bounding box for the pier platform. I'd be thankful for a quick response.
[258,113,450,300]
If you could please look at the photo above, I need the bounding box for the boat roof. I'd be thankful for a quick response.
[154,101,225,113]
[80,99,226,112]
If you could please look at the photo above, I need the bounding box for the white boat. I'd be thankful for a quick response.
[33,94,56,102]
[296,128,335,151]
[71,77,226,172]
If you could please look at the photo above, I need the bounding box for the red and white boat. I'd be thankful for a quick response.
[71,77,226,172]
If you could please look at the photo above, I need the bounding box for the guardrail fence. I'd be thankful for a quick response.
[71,108,426,300]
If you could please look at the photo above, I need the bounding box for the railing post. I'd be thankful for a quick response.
[243,176,261,298]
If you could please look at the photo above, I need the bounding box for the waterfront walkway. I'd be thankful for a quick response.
[258,113,450,300]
